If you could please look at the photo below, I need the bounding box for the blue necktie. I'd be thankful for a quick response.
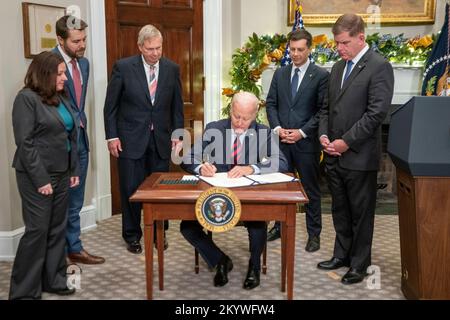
[291,68,300,99]
[343,60,354,83]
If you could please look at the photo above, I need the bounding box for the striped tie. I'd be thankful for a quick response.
[232,135,242,166]
[148,65,157,104]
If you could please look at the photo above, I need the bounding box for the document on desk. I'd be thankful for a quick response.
[199,172,255,188]
[198,172,297,188]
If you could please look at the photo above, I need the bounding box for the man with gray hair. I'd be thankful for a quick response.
[180,91,288,290]
[104,24,184,254]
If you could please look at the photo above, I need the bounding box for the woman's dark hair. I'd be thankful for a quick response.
[24,51,65,106]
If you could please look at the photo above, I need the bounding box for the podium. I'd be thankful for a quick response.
[387,96,450,299]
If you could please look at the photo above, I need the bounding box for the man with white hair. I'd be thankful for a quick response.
[104,25,184,254]
[180,92,288,290]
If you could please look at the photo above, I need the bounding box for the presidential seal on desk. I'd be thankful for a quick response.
[195,187,241,232]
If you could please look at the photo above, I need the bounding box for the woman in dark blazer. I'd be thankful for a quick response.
[9,51,80,300]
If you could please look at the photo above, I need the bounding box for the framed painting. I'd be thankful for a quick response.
[22,2,66,58]
[288,0,436,26]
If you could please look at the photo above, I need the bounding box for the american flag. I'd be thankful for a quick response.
[281,1,304,66]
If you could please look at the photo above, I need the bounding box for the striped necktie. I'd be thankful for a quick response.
[148,65,157,104]
[232,135,242,166]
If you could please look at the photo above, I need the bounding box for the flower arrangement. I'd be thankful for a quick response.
[222,32,434,118]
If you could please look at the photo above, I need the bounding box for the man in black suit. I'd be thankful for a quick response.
[180,92,288,290]
[265,29,329,252]
[104,24,184,254]
[317,14,394,284]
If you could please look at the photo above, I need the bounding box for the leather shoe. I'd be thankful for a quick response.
[243,262,260,290]
[341,268,368,285]
[127,241,142,254]
[46,287,76,296]
[68,249,105,265]
[317,257,349,270]
[305,235,320,252]
[214,255,233,287]
[267,226,280,242]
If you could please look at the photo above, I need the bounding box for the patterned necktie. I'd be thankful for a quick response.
[291,67,300,99]
[343,60,354,83]
[148,65,157,104]
[232,135,242,166]
[70,59,82,108]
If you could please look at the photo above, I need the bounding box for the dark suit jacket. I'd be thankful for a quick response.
[181,119,288,174]
[266,63,329,153]
[104,55,184,160]
[318,49,394,171]
[52,47,90,151]
[12,88,80,189]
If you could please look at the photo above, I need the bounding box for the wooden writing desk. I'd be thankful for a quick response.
[130,172,308,299]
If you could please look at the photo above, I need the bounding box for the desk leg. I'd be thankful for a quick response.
[143,205,154,300]
[286,204,296,300]
[281,221,286,293]
[157,220,164,291]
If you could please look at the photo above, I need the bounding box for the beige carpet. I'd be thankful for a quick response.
[0,213,404,300]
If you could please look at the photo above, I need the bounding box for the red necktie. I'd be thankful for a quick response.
[232,136,242,166]
[70,59,82,109]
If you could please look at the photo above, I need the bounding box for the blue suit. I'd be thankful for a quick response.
[53,47,90,254]
[180,119,288,270]
[266,62,329,237]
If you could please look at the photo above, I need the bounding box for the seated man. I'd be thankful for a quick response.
[180,92,288,290]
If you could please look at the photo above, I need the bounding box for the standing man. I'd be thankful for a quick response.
[265,29,329,252]
[54,15,105,264]
[104,25,184,254]
[181,92,288,290]
[317,14,394,284]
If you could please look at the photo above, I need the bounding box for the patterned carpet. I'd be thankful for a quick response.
[0,208,405,300]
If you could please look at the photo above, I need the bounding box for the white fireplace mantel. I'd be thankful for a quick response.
[260,62,424,106]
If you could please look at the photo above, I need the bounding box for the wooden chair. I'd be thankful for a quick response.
[194,229,268,275]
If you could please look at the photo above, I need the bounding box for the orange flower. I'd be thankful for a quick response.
[222,88,235,97]
[312,34,328,47]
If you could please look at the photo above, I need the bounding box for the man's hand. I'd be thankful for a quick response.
[330,139,349,154]
[320,136,341,156]
[227,165,254,178]
[172,139,182,151]
[281,129,302,144]
[70,176,80,188]
[108,139,122,158]
[200,162,217,177]
[38,183,53,196]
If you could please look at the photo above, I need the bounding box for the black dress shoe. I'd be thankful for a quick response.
[305,235,320,252]
[214,255,233,287]
[46,287,76,296]
[127,241,142,254]
[341,268,368,285]
[317,257,349,270]
[243,263,260,290]
[267,226,280,242]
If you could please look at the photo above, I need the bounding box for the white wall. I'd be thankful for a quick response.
[0,0,110,238]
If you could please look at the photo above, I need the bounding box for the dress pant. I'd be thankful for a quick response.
[275,143,322,237]
[325,158,377,270]
[9,170,70,300]
[66,129,88,253]
[118,131,169,244]
[180,220,267,270]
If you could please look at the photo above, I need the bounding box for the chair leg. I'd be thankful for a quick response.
[262,243,267,275]
[194,249,199,274]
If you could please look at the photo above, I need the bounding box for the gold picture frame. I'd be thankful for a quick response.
[288,0,436,26]
[22,2,66,58]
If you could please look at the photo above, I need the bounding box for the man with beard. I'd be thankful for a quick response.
[53,15,105,265]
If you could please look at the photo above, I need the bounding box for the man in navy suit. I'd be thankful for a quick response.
[180,92,288,290]
[104,25,184,254]
[265,29,329,252]
[54,15,105,265]
[318,14,394,284]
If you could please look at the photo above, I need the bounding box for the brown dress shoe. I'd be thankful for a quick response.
[68,249,105,265]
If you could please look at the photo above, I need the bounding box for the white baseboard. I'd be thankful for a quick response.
[0,206,98,261]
